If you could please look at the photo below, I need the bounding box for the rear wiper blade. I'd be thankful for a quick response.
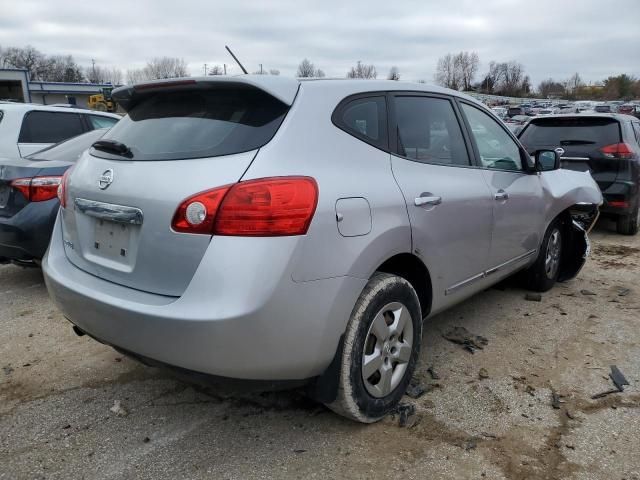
[560,140,596,145]
[92,139,133,158]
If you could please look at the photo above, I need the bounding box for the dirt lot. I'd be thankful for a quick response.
[1,219,639,480]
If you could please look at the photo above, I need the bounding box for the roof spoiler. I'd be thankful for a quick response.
[112,75,300,112]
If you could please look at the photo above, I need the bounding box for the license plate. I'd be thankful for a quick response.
[93,219,131,261]
[0,185,9,209]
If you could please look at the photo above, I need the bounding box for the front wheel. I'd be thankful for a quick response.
[526,219,563,292]
[326,273,422,423]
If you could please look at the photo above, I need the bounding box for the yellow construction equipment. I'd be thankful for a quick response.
[88,87,117,112]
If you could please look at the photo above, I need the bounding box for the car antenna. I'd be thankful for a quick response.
[225,46,248,74]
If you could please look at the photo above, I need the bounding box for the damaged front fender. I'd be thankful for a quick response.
[539,170,602,282]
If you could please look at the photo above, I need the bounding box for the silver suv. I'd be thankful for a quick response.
[43,76,601,422]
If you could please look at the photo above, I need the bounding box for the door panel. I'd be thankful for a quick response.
[389,95,493,307]
[459,102,545,269]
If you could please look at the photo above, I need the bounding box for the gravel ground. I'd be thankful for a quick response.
[1,219,639,480]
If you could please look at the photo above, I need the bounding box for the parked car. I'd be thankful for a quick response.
[519,114,640,234]
[594,104,615,114]
[0,103,119,159]
[507,106,526,117]
[43,77,601,423]
[618,104,640,119]
[0,129,109,264]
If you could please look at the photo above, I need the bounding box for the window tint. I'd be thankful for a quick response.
[335,96,387,147]
[461,103,523,171]
[19,111,85,143]
[519,117,621,148]
[394,96,470,166]
[26,128,107,162]
[95,88,289,161]
[88,115,118,129]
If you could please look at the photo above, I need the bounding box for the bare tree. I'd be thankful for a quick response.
[456,51,479,90]
[126,68,147,85]
[87,65,122,84]
[208,64,224,75]
[434,53,459,90]
[387,66,400,81]
[144,57,189,79]
[297,58,324,78]
[1,45,45,80]
[501,61,525,95]
[564,72,583,96]
[347,61,377,79]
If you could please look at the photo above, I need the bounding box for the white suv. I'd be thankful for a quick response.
[0,103,120,159]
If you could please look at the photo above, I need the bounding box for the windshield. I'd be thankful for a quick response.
[93,88,289,161]
[26,129,107,162]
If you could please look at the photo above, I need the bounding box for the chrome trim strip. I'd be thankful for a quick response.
[485,249,537,276]
[445,249,537,296]
[560,156,590,161]
[74,198,143,225]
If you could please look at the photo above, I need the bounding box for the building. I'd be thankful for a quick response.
[0,68,118,108]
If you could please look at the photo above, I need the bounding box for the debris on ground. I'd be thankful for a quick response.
[442,326,488,354]
[609,365,629,392]
[405,383,426,399]
[551,390,562,409]
[396,403,419,428]
[591,389,620,400]
[617,287,631,297]
[580,289,597,296]
[2,365,13,375]
[293,449,307,454]
[143,437,151,443]
[525,293,542,302]
[478,368,489,380]
[525,385,536,396]
[464,438,478,451]
[427,366,440,380]
[109,400,129,417]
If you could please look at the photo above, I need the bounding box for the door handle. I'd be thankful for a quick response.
[414,195,442,207]
[494,190,509,201]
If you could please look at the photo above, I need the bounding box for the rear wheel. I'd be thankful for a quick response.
[326,273,422,423]
[526,219,563,292]
[616,207,640,235]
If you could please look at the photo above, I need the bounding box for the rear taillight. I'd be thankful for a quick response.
[599,143,635,159]
[57,168,73,208]
[11,176,62,202]
[172,176,319,236]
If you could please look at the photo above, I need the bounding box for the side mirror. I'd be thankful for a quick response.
[535,149,560,171]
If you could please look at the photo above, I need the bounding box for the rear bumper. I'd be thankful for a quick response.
[600,180,639,216]
[43,214,366,381]
[0,200,59,260]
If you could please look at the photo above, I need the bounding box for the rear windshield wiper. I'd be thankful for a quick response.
[92,139,133,158]
[560,140,596,146]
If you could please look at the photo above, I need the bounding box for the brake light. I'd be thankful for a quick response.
[57,168,73,208]
[172,177,319,236]
[608,200,629,208]
[10,176,62,202]
[599,143,635,159]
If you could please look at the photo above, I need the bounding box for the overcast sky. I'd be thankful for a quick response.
[2,0,639,86]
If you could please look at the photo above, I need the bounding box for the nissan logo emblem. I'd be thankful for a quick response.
[98,169,114,190]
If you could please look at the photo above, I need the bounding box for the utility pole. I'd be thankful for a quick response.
[223,64,227,75]
[203,63,208,76]
[259,64,263,74]
[91,59,96,83]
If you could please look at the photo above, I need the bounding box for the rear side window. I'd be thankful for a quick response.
[88,115,118,129]
[394,96,470,166]
[519,117,621,148]
[632,123,640,145]
[95,88,289,161]
[18,111,85,143]
[333,96,387,149]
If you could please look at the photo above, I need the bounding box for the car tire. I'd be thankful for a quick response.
[326,272,422,423]
[616,207,640,236]
[526,218,564,292]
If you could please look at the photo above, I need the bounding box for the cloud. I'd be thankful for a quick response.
[1,0,638,85]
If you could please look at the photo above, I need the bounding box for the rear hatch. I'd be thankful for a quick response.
[60,78,297,297]
[518,116,623,189]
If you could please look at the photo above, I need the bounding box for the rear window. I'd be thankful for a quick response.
[519,117,621,147]
[508,107,522,115]
[88,115,118,129]
[594,105,611,113]
[93,88,289,161]
[26,128,107,162]
[18,111,85,143]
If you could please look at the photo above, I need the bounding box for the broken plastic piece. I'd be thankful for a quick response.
[442,326,488,354]
[609,365,629,392]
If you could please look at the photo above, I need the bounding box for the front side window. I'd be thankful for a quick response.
[18,111,85,143]
[461,103,523,172]
[334,96,387,149]
[393,96,470,166]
